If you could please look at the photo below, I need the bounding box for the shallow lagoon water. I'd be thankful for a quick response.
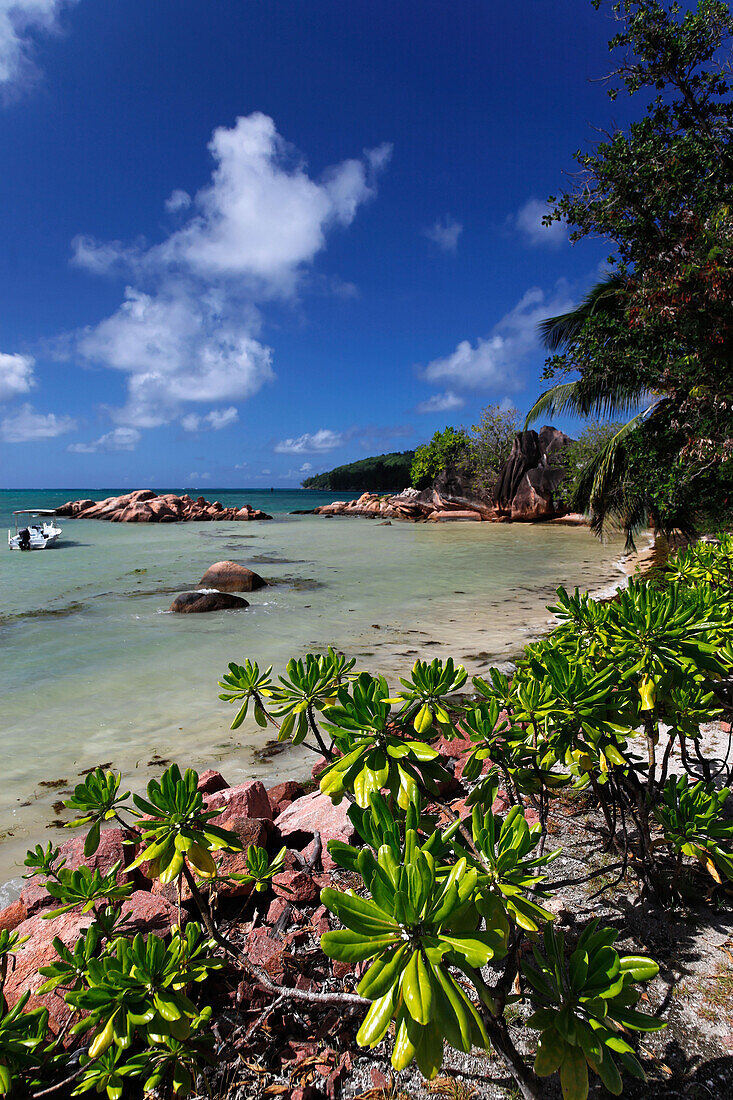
[1,489,626,883]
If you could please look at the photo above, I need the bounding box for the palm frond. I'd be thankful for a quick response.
[524,383,580,427]
[572,406,657,550]
[538,274,627,352]
[526,379,651,427]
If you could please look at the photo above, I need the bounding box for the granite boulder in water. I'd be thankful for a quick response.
[199,560,267,592]
[169,591,249,613]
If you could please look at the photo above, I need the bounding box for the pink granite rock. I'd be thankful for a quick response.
[206,780,273,824]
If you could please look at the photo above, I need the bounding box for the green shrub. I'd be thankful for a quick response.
[410,426,471,489]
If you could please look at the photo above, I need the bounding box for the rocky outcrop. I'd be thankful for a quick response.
[428,509,482,522]
[495,426,574,521]
[424,467,495,519]
[55,491,272,523]
[169,592,249,613]
[312,480,495,523]
[199,561,267,592]
[267,781,306,818]
[197,769,229,795]
[310,432,576,524]
[205,779,273,824]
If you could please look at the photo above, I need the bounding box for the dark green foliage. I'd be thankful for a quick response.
[554,421,625,512]
[454,773,560,934]
[391,656,468,736]
[0,994,48,1096]
[67,928,219,1059]
[65,769,130,857]
[467,404,520,497]
[301,451,415,491]
[42,865,133,918]
[217,659,274,731]
[321,829,497,1078]
[228,844,287,892]
[319,672,451,808]
[38,927,104,995]
[656,775,733,882]
[524,921,662,1099]
[527,0,733,543]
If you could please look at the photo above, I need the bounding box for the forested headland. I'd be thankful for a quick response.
[301,451,414,491]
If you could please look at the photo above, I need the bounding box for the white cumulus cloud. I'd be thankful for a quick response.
[68,427,141,454]
[0,402,75,442]
[423,284,574,392]
[75,114,390,297]
[181,406,238,432]
[514,198,567,247]
[77,288,274,428]
[0,0,77,88]
[416,390,464,414]
[0,351,35,399]
[423,215,463,253]
[274,428,344,454]
[71,114,389,433]
[165,189,191,214]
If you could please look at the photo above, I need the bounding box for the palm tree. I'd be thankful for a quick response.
[525,274,665,549]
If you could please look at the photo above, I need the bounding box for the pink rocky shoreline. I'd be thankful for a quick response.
[313,489,587,525]
[55,489,272,523]
[0,734,517,1039]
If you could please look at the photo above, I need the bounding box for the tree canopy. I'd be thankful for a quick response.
[410,426,471,489]
[527,0,733,543]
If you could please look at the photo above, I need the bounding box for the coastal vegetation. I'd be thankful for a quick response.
[410,427,473,490]
[301,453,415,492]
[554,421,624,514]
[399,0,733,543]
[410,407,519,495]
[525,0,733,545]
[2,533,731,1099]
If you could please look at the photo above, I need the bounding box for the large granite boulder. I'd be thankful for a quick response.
[117,501,155,522]
[169,592,249,613]
[429,466,494,518]
[495,432,542,510]
[495,426,573,521]
[199,561,267,592]
[511,467,563,521]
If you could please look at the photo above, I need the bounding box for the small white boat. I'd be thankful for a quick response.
[8,510,62,550]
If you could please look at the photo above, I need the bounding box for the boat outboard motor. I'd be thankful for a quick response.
[18,527,31,551]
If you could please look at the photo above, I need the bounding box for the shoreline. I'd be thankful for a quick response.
[0,528,647,898]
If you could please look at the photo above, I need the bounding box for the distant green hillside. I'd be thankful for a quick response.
[301,451,415,491]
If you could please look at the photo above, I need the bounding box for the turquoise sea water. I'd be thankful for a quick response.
[0,488,627,886]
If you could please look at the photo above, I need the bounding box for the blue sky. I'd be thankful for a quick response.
[0,0,635,488]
